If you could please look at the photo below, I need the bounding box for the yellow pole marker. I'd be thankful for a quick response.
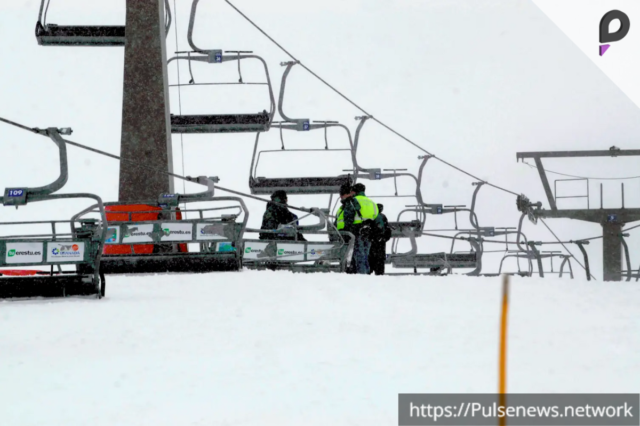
[499,274,510,426]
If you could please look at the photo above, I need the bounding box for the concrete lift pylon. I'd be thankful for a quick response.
[517,147,640,281]
[119,0,174,202]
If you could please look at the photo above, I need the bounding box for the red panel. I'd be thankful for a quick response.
[0,270,39,276]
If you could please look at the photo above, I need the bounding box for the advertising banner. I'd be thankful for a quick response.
[47,242,85,263]
[5,242,44,264]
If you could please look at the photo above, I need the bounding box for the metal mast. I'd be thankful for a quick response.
[119,0,173,201]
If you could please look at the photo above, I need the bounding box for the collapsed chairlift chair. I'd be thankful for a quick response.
[492,249,574,278]
[73,177,249,275]
[168,0,275,134]
[35,0,172,47]
[248,61,356,195]
[482,210,574,278]
[0,128,107,299]
[242,208,355,273]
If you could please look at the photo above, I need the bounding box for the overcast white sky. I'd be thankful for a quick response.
[2,0,640,278]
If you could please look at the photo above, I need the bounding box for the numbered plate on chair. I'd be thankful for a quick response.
[3,188,27,206]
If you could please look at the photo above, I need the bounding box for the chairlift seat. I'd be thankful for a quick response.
[96,251,240,275]
[250,176,352,195]
[74,198,249,275]
[36,22,125,46]
[391,252,477,269]
[0,275,102,299]
[171,112,271,134]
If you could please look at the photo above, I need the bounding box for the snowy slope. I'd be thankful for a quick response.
[0,272,638,425]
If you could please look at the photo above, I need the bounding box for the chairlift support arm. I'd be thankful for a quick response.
[2,127,70,206]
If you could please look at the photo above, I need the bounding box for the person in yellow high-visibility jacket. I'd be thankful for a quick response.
[335,183,379,274]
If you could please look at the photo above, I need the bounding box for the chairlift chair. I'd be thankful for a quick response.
[492,249,574,279]
[249,129,354,195]
[242,208,355,273]
[73,178,249,275]
[0,128,107,299]
[248,61,358,195]
[387,231,480,275]
[168,0,275,134]
[383,163,485,275]
[35,0,172,46]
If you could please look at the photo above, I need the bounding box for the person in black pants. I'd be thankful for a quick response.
[368,203,391,275]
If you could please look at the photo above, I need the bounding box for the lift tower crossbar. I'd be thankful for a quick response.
[517,148,640,281]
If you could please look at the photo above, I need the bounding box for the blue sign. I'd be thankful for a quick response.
[7,189,24,197]
[374,172,382,180]
[302,120,310,131]
[607,214,618,222]
[436,206,443,214]
[214,52,222,63]
[217,242,235,252]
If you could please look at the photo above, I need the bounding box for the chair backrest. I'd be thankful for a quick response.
[104,205,161,255]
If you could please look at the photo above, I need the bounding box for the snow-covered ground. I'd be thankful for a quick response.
[1,272,638,425]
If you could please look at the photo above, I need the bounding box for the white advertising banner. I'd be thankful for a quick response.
[276,243,306,261]
[121,224,154,244]
[160,223,193,242]
[242,242,269,260]
[47,242,85,263]
[5,242,44,264]
[307,244,336,261]
[196,223,228,241]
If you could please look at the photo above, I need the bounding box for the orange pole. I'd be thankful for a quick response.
[499,274,510,426]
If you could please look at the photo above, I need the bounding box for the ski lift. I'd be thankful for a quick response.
[387,218,481,275]
[388,232,480,275]
[35,0,172,47]
[249,131,354,195]
[492,248,574,278]
[242,209,355,273]
[247,62,356,195]
[72,178,249,275]
[0,128,107,299]
[382,157,487,275]
[168,0,275,133]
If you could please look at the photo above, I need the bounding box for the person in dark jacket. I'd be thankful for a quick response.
[368,204,391,275]
[259,190,306,241]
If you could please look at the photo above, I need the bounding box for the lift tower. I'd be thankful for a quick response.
[119,0,173,201]
[517,148,640,281]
